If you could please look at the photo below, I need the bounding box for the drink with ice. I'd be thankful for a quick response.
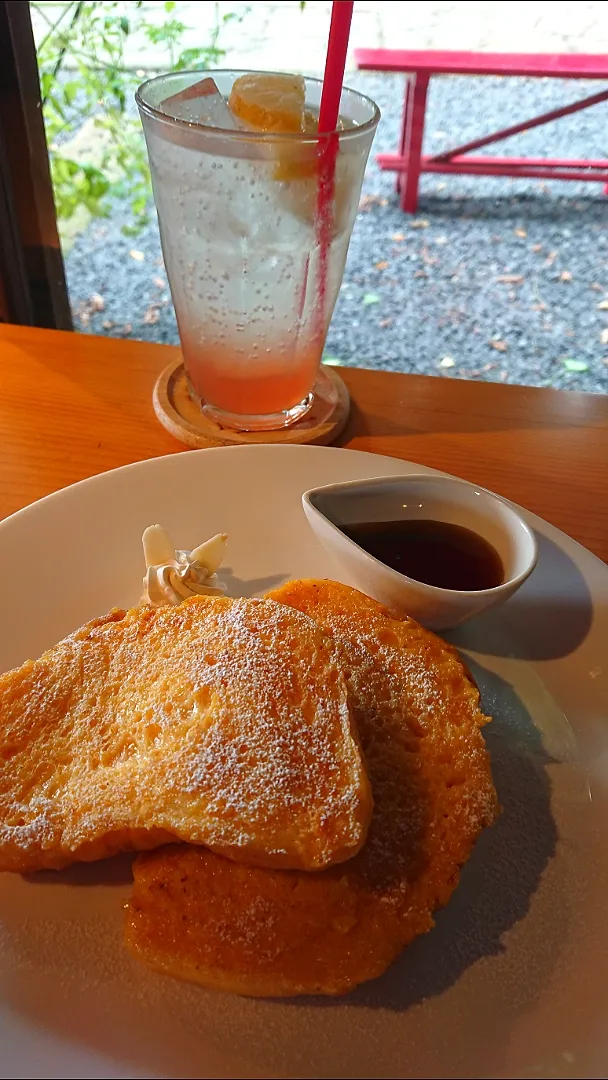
[136,71,379,430]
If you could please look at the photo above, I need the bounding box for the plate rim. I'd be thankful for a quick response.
[0,442,607,1079]
[2,442,606,581]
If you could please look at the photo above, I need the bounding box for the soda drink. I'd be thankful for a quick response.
[137,71,379,431]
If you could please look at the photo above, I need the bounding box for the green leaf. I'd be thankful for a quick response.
[131,195,149,215]
[562,359,588,372]
[53,157,81,180]
[40,72,54,100]
[36,0,243,225]
[175,46,223,71]
[323,356,342,366]
[63,81,79,107]
[49,93,66,119]
[362,293,380,305]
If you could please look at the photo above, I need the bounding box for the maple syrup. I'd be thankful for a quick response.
[342,519,504,592]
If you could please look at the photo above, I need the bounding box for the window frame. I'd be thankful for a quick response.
[0,1,71,329]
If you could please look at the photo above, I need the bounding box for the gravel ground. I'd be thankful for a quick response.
[66,72,608,392]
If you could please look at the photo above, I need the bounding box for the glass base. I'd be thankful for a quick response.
[154,357,349,448]
[200,392,314,432]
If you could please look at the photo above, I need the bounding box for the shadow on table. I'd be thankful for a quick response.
[340,379,598,443]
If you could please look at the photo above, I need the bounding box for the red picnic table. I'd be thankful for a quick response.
[355,49,608,212]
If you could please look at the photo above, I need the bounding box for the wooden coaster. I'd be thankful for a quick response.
[153,357,350,448]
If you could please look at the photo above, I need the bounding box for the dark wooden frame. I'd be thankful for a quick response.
[0,1,71,328]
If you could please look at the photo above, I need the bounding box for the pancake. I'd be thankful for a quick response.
[0,594,371,873]
[125,580,498,996]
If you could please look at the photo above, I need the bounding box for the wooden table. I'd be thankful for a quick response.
[1,323,607,563]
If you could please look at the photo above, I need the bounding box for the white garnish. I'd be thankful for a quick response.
[142,524,228,607]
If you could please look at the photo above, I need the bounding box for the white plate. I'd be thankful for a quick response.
[1,444,607,1080]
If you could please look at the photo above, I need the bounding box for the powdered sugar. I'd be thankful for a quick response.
[0,596,369,872]
[126,580,498,999]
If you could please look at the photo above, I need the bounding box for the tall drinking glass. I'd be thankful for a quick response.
[137,71,379,431]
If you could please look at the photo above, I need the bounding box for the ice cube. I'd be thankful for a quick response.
[161,77,238,129]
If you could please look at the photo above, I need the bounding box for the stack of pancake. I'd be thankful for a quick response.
[0,580,497,996]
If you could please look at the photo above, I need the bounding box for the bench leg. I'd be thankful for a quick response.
[396,76,413,197]
[400,73,430,214]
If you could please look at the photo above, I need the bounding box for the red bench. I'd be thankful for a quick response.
[355,49,608,212]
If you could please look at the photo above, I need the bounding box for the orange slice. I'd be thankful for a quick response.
[229,73,305,134]
[303,108,319,134]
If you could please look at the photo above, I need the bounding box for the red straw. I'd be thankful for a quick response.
[318,1,354,135]
[315,2,354,348]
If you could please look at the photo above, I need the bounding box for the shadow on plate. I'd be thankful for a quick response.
[449,531,593,661]
[0,663,563,1080]
[299,658,558,1014]
[23,852,135,888]
[220,567,288,599]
